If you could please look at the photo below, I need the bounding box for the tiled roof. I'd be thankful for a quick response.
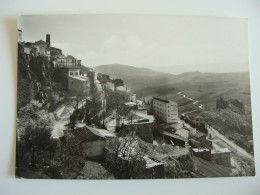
[162,131,186,141]
[66,55,76,59]
[63,124,115,147]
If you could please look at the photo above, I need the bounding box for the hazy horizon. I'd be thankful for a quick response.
[92,63,250,75]
[19,14,249,74]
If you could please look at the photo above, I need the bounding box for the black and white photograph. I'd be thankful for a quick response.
[16,14,255,179]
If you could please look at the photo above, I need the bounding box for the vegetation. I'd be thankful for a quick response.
[104,136,146,179]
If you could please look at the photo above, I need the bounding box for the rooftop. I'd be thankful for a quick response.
[64,124,116,146]
[153,96,170,103]
[192,148,210,153]
[175,128,189,140]
[211,148,231,154]
[116,86,127,91]
[153,96,177,104]
[162,131,186,142]
[143,155,163,168]
[34,40,47,45]
[124,102,136,107]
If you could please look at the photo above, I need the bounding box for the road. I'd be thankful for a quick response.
[179,91,254,163]
[207,124,254,162]
[177,92,204,109]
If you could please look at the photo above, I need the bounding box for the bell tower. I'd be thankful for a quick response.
[46,34,50,47]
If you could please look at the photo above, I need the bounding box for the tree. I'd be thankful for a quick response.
[216,96,228,109]
[16,100,58,171]
[105,136,145,179]
[83,85,102,125]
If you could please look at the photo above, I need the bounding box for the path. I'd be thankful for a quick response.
[177,92,204,109]
[207,125,254,162]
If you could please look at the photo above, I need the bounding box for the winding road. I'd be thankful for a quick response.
[178,91,254,163]
[177,92,204,109]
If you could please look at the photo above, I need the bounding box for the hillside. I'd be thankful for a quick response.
[93,64,253,152]
[94,64,251,111]
[94,64,175,91]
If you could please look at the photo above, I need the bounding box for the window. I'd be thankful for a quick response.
[70,72,73,76]
[75,72,78,76]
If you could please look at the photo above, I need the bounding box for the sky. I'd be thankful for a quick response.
[19,14,249,74]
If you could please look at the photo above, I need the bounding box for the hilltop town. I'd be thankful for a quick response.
[16,30,254,179]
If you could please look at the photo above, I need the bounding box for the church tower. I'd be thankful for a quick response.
[46,34,50,47]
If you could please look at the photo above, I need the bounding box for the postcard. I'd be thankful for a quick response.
[16,15,254,179]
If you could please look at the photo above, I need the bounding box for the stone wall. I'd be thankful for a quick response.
[211,152,231,167]
[193,150,211,161]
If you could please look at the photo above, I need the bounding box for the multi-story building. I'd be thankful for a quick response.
[32,40,48,55]
[68,68,90,94]
[152,97,178,123]
[55,55,80,67]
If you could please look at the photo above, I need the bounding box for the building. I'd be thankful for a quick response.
[135,155,165,179]
[142,96,153,114]
[152,97,178,123]
[129,93,136,103]
[97,73,110,84]
[192,148,211,161]
[162,131,186,147]
[56,55,78,67]
[49,47,63,57]
[18,29,22,42]
[62,124,116,161]
[46,34,50,47]
[22,44,38,56]
[190,131,212,149]
[68,68,80,76]
[32,40,48,55]
[192,115,205,127]
[211,148,231,167]
[122,112,155,143]
[68,68,90,94]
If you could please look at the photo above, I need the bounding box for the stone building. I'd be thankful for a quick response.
[152,97,178,123]
[68,68,90,94]
[68,68,80,76]
[121,112,155,143]
[192,115,205,127]
[192,148,211,161]
[62,124,116,161]
[190,131,212,149]
[211,148,231,167]
[32,40,48,55]
[135,156,165,179]
[56,55,79,67]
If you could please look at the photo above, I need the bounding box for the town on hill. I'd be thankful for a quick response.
[16,29,255,179]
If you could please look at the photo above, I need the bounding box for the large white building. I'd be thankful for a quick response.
[152,97,178,123]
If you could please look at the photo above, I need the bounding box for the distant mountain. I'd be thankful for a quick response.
[93,64,251,110]
[94,64,176,91]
